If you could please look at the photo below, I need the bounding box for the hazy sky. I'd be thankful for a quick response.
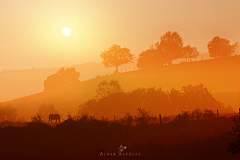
[0,0,240,70]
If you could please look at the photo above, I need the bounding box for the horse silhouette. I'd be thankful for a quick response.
[49,114,60,123]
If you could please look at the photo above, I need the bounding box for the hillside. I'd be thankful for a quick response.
[1,56,240,120]
[0,61,138,102]
[0,62,106,102]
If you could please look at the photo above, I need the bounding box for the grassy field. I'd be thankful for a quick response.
[1,112,240,160]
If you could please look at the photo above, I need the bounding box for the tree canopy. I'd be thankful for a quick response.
[100,44,135,73]
[208,36,238,58]
[156,31,184,64]
[181,84,222,111]
[95,79,123,99]
[182,45,199,61]
[137,48,164,70]
[79,83,233,118]
[137,31,199,69]
[44,67,80,90]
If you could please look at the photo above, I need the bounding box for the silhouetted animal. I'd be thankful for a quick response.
[49,114,60,123]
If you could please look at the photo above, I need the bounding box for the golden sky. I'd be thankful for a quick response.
[0,0,240,70]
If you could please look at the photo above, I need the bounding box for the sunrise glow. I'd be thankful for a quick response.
[1,1,240,159]
[62,28,71,36]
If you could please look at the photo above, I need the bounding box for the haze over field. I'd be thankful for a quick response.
[1,0,240,70]
[0,0,239,120]
[0,61,140,102]
[0,52,215,103]
[2,1,240,159]
[1,56,239,120]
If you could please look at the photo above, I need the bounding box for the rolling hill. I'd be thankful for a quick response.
[1,56,240,120]
[0,61,138,102]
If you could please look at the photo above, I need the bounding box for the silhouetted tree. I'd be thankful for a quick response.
[202,109,216,119]
[137,31,184,69]
[97,92,130,117]
[182,45,199,61]
[169,88,184,114]
[30,113,44,123]
[135,108,150,124]
[79,92,131,118]
[0,103,17,122]
[44,67,80,90]
[208,36,238,58]
[228,117,240,154]
[174,108,217,123]
[155,31,183,64]
[100,44,135,73]
[78,84,233,119]
[142,87,169,113]
[181,84,223,111]
[121,112,134,125]
[128,88,147,108]
[137,48,165,69]
[78,99,98,115]
[191,108,202,120]
[174,111,191,123]
[96,80,123,99]
[128,87,169,114]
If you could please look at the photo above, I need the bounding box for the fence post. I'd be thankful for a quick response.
[217,109,219,118]
[159,114,162,124]
[239,108,240,114]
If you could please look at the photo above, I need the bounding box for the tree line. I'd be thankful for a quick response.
[100,31,239,71]
[78,80,233,118]
[43,31,239,90]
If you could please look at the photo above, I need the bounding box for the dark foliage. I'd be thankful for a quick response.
[183,45,199,61]
[208,36,238,58]
[95,79,123,100]
[228,116,240,155]
[79,83,233,118]
[137,31,200,69]
[0,112,239,160]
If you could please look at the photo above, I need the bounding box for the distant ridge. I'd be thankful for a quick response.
[0,61,138,102]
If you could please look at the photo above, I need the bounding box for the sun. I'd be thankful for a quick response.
[62,28,71,36]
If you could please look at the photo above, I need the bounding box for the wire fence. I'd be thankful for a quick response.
[94,53,240,79]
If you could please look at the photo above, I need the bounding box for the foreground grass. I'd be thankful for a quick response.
[0,112,240,160]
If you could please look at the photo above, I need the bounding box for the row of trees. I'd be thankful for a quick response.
[78,80,233,118]
[100,31,239,71]
[137,31,199,69]
[42,31,238,90]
